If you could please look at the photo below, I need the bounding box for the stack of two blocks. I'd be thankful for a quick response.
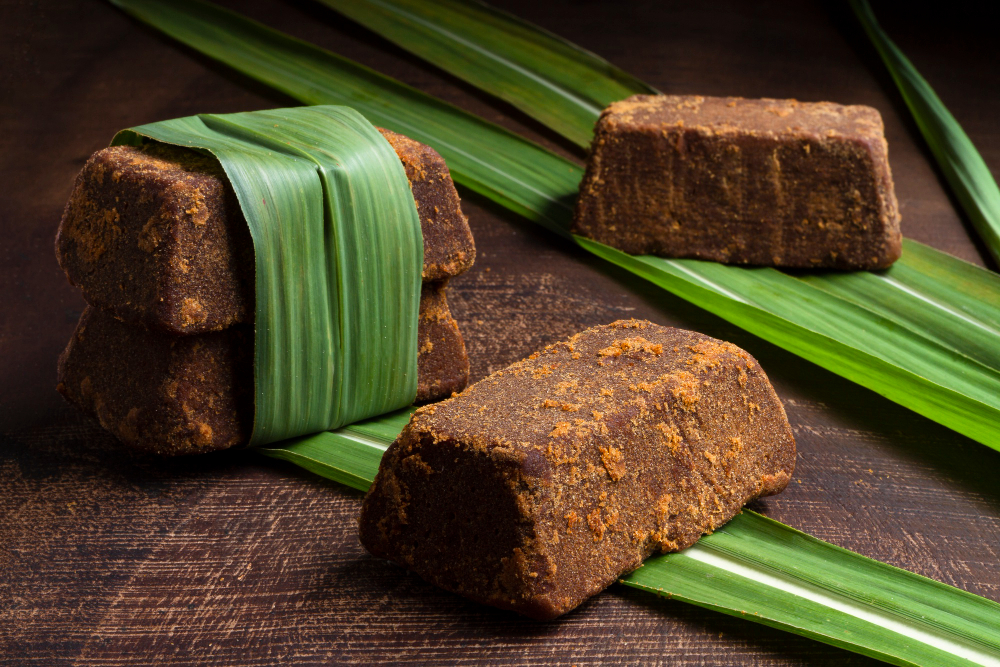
[56,128,476,455]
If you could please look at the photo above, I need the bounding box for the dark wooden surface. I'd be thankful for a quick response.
[3,0,1000,664]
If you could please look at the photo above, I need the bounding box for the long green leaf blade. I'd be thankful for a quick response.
[260,432,384,492]
[318,0,654,147]
[109,0,579,238]
[262,414,1000,667]
[625,513,1000,667]
[800,241,1000,371]
[108,0,1000,450]
[259,407,413,490]
[850,0,1000,265]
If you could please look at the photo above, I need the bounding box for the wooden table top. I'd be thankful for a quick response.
[3,0,999,664]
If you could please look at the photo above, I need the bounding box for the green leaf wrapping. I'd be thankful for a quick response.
[850,0,1000,266]
[261,411,1000,667]
[114,106,423,445]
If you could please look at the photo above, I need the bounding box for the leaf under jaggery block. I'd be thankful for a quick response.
[262,410,1000,666]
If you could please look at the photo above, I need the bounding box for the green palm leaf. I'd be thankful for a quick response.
[850,0,1000,266]
[261,408,415,488]
[109,0,1000,453]
[261,411,1000,667]
[316,0,655,148]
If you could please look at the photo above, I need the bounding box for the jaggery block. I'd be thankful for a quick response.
[378,128,475,280]
[57,281,469,456]
[58,144,252,335]
[416,280,470,402]
[359,319,795,620]
[56,128,475,335]
[57,307,254,456]
[573,95,901,269]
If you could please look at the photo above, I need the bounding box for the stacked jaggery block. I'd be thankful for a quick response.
[574,95,901,269]
[56,128,475,455]
[360,320,796,619]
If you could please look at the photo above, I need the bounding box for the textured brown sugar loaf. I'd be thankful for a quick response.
[359,320,796,620]
[56,128,476,335]
[57,281,468,456]
[573,95,901,269]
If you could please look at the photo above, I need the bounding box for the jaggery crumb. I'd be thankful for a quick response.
[597,336,664,358]
[549,421,573,439]
[587,509,606,541]
[599,445,626,481]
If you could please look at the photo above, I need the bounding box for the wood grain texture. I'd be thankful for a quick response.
[2,0,999,664]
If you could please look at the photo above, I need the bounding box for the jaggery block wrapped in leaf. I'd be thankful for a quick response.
[359,319,795,619]
[573,95,901,269]
[56,128,475,334]
[57,281,467,455]
[55,106,474,454]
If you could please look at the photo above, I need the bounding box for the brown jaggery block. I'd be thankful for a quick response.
[56,128,475,335]
[573,95,901,269]
[58,282,470,456]
[57,144,252,335]
[416,280,470,402]
[359,319,796,620]
[377,128,475,280]
[57,307,255,456]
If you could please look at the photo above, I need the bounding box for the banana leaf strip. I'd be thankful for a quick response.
[114,106,422,445]
[109,0,1000,452]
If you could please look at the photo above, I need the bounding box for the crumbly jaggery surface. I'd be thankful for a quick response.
[573,95,901,269]
[416,280,470,402]
[57,128,475,335]
[359,320,796,620]
[56,143,253,334]
[58,281,469,456]
[57,307,254,456]
[377,128,476,280]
